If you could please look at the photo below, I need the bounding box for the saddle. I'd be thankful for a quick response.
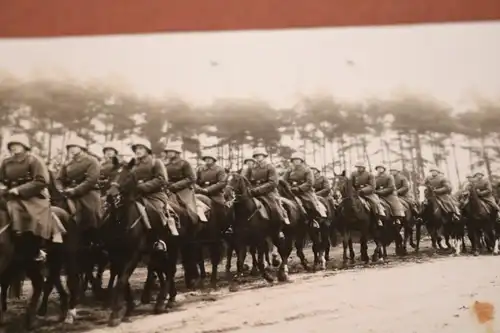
[252,198,270,219]
[379,197,393,216]
[358,196,371,211]
[195,196,210,222]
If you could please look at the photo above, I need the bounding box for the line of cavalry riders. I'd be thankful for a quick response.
[1,133,499,265]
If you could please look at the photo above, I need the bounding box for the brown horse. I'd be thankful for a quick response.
[462,182,498,255]
[0,198,77,330]
[104,161,179,327]
[333,172,384,266]
[277,179,331,271]
[225,173,298,286]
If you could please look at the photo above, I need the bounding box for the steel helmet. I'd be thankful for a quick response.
[354,160,366,168]
[6,133,31,151]
[164,142,183,154]
[252,147,268,158]
[290,152,305,162]
[66,136,87,150]
[131,138,152,153]
[201,149,217,161]
[102,141,122,155]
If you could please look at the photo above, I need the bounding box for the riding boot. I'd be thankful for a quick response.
[224,225,234,234]
[35,238,47,262]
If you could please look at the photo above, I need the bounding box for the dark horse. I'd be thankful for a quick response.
[333,172,384,267]
[225,173,298,286]
[277,179,332,271]
[462,182,498,255]
[105,161,179,327]
[393,197,421,255]
[0,196,77,330]
[420,184,464,255]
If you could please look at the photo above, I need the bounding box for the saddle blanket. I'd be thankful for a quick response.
[196,199,209,222]
[253,198,270,219]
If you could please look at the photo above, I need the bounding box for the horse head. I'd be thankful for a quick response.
[226,172,252,201]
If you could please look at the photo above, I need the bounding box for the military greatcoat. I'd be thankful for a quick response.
[282,164,317,209]
[131,155,169,212]
[375,173,405,217]
[196,164,227,205]
[350,170,382,214]
[166,157,197,220]
[424,174,458,214]
[474,178,500,211]
[56,152,102,229]
[313,174,331,197]
[0,153,52,240]
[241,160,284,218]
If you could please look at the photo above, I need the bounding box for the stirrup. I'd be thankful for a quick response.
[377,219,383,227]
[311,220,320,228]
[153,240,167,252]
[278,231,285,239]
[35,250,47,262]
[224,226,233,234]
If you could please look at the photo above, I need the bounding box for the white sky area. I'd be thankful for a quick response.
[0,21,499,185]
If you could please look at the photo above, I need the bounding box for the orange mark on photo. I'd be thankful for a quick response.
[472,301,495,333]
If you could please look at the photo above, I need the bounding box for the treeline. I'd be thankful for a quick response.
[0,75,499,184]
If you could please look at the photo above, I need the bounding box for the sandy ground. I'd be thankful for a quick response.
[2,240,499,333]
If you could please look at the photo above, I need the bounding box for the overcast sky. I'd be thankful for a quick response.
[0,21,499,110]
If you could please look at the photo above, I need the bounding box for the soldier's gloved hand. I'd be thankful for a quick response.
[199,188,209,195]
[64,188,76,197]
[291,187,300,194]
[249,188,257,197]
[8,188,19,196]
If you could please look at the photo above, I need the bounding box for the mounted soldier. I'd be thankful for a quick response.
[99,141,123,196]
[374,165,405,224]
[241,147,290,238]
[55,136,102,246]
[195,149,228,229]
[472,171,500,221]
[126,138,179,237]
[423,166,461,221]
[390,167,419,216]
[163,142,199,224]
[0,134,53,261]
[350,161,386,226]
[282,153,326,228]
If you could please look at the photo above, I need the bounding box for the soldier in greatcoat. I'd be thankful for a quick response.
[241,147,290,238]
[423,166,461,221]
[163,143,198,223]
[374,165,405,223]
[195,150,227,206]
[350,160,386,225]
[195,149,228,228]
[0,134,53,261]
[55,136,102,245]
[282,153,326,227]
[99,141,123,196]
[389,167,419,216]
[472,171,500,220]
[127,138,179,237]
[241,157,256,174]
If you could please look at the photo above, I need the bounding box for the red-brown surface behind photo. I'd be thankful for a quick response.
[0,0,499,38]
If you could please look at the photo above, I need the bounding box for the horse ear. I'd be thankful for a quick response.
[341,170,346,177]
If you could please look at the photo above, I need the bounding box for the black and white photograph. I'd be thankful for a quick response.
[0,21,499,333]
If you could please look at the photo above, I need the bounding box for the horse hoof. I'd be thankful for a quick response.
[122,316,132,323]
[229,284,240,292]
[154,304,165,314]
[271,258,281,268]
[250,267,259,276]
[277,273,289,282]
[108,317,121,327]
[141,294,152,304]
[242,264,250,272]
[377,258,384,264]
[166,299,178,309]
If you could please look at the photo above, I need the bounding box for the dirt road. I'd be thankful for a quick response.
[86,255,499,333]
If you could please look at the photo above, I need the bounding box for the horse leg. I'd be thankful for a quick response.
[360,234,370,265]
[24,262,44,330]
[294,229,310,271]
[224,240,234,274]
[257,241,274,283]
[64,251,81,324]
[348,236,355,264]
[141,267,156,304]
[108,250,141,327]
[153,271,167,314]
[249,246,260,276]
[275,235,293,282]
[341,230,349,268]
[0,280,8,325]
[166,241,179,308]
[414,220,421,252]
[37,274,55,317]
[209,241,222,289]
